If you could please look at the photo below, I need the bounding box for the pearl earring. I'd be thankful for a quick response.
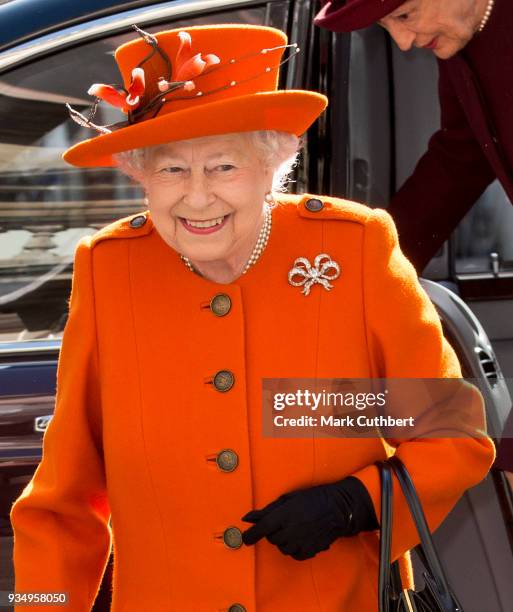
[265,192,275,204]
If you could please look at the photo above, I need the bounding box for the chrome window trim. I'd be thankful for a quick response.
[0,340,61,357]
[456,272,513,281]
[0,0,272,72]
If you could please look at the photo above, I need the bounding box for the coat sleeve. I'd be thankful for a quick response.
[350,207,496,562]
[387,59,495,272]
[10,237,112,611]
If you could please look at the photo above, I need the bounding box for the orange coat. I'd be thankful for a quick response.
[10,194,495,611]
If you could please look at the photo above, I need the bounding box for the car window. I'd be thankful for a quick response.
[455,181,513,275]
[390,42,513,279]
[0,5,270,344]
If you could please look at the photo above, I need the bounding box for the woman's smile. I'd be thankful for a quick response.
[179,213,230,234]
[422,36,439,49]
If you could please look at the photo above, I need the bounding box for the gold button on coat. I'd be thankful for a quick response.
[216,449,238,472]
[129,214,147,228]
[223,527,243,549]
[305,198,324,212]
[210,294,232,317]
[213,370,234,392]
[228,605,246,612]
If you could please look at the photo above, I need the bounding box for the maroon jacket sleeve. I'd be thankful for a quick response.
[494,408,513,471]
[387,59,495,272]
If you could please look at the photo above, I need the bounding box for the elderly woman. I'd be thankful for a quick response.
[10,23,494,612]
[316,0,513,505]
[314,0,512,268]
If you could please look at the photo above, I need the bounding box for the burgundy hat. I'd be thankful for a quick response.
[314,0,407,32]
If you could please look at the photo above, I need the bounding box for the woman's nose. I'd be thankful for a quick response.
[387,24,417,52]
[183,170,215,209]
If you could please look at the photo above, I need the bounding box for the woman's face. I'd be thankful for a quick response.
[142,133,273,271]
[378,0,484,59]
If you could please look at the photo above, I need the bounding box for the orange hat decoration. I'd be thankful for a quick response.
[63,24,328,168]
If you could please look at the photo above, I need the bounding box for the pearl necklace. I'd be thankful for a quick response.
[180,204,273,276]
[477,0,495,32]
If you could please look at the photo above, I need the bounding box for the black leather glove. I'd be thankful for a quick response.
[241,476,379,561]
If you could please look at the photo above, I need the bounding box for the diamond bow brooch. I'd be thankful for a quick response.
[288,254,341,296]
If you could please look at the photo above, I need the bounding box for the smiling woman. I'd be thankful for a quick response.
[9,22,495,612]
[114,130,300,283]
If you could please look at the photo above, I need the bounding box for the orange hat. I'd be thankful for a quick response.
[63,24,328,168]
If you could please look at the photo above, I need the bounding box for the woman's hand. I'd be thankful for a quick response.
[240,477,378,560]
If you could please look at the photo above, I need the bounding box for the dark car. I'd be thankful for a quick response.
[1,1,513,610]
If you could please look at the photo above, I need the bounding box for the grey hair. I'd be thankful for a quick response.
[113,130,303,193]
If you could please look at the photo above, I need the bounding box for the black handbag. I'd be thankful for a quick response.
[378,455,464,612]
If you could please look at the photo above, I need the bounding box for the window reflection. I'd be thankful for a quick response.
[455,181,513,274]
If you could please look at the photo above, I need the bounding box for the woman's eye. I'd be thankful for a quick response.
[216,164,235,172]
[160,166,184,174]
[396,12,410,21]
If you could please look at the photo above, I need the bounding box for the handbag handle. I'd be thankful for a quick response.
[388,455,454,601]
[378,456,459,611]
[378,461,404,612]
[378,461,394,612]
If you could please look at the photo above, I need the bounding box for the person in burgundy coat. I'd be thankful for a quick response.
[314,0,513,484]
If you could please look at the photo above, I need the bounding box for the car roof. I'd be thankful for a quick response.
[0,0,160,52]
